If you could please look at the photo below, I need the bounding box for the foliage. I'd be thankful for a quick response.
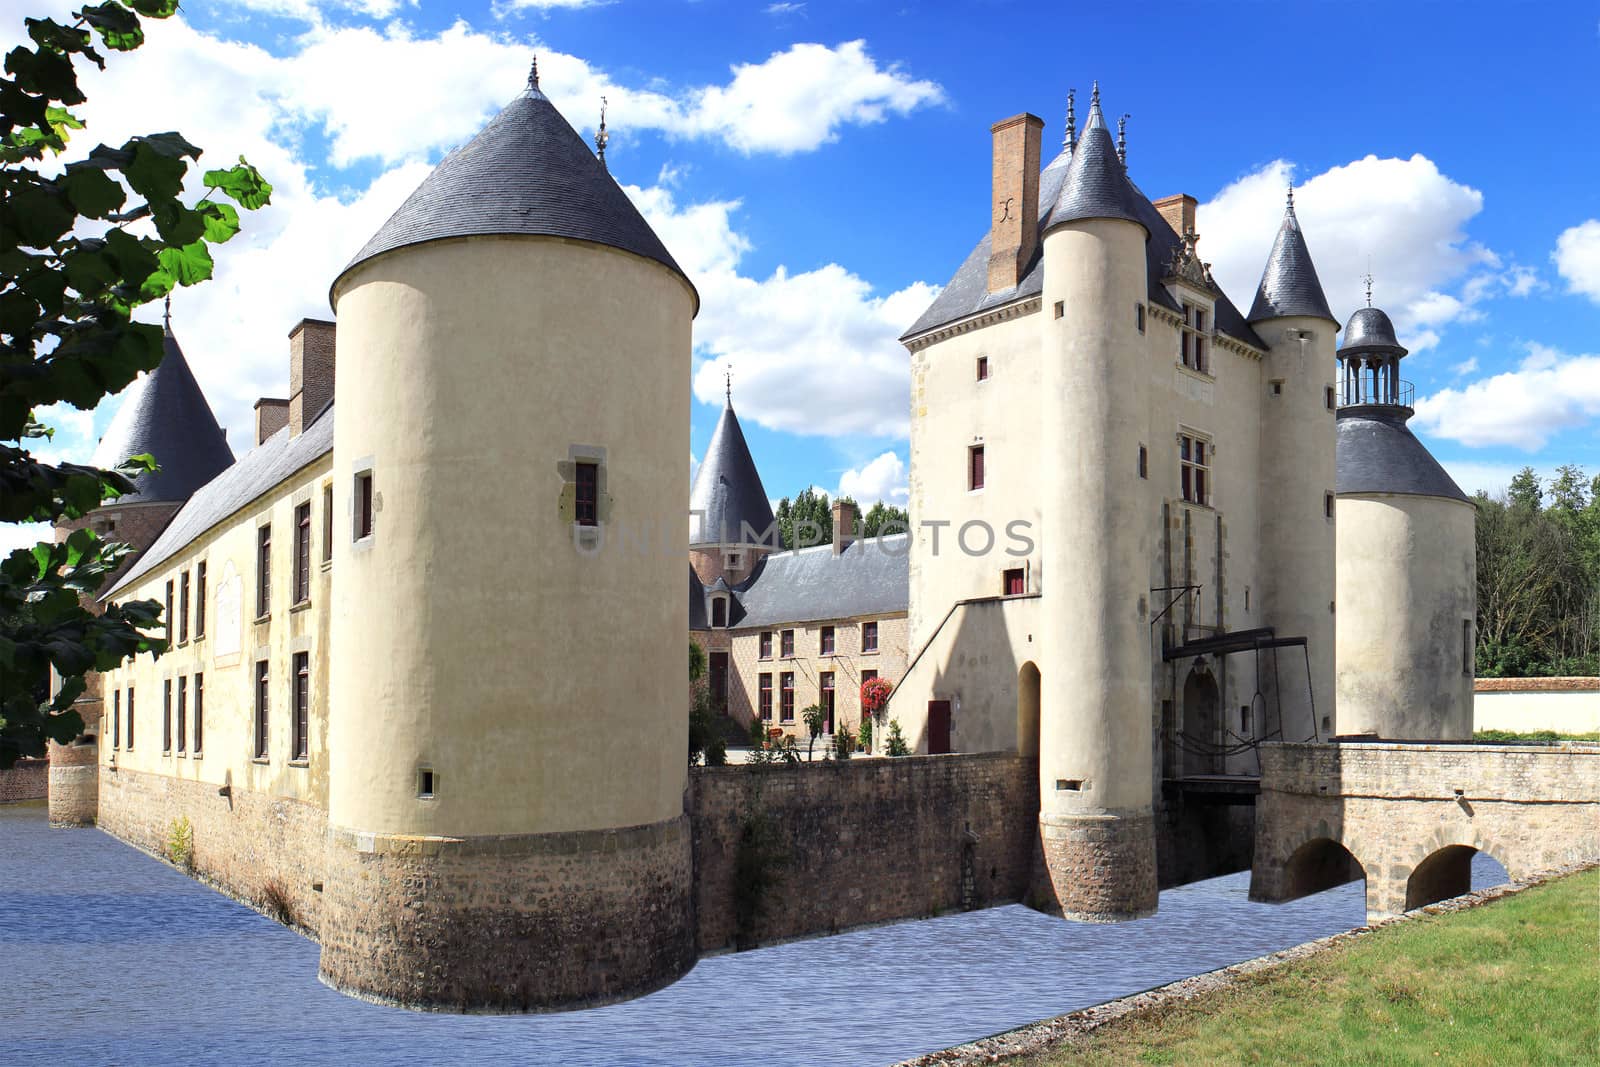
[688,640,707,682]
[860,676,893,720]
[164,812,191,869]
[885,719,911,757]
[746,718,776,765]
[773,488,840,550]
[687,676,715,767]
[1473,729,1600,743]
[860,501,910,538]
[1475,465,1600,678]
[732,783,786,950]
[0,2,270,767]
[857,715,872,752]
[801,702,825,760]
[830,719,854,760]
[703,726,727,766]
[1022,869,1600,1066]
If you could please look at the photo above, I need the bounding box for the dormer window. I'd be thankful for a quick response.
[1180,303,1209,374]
[711,596,728,628]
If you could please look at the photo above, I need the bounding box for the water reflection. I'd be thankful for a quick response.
[0,805,1509,1067]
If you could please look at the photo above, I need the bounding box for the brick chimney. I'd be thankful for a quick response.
[254,397,289,445]
[832,499,858,555]
[1154,194,1197,238]
[986,113,1045,293]
[289,318,336,437]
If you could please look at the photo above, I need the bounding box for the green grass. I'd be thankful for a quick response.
[1474,729,1600,743]
[1019,869,1599,1067]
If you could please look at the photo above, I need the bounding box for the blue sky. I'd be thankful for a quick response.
[6,0,1600,542]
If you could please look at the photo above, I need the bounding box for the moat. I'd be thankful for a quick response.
[1,803,1509,1067]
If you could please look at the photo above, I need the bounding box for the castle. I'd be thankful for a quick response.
[46,72,1480,1011]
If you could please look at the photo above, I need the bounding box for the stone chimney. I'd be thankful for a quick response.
[832,499,858,555]
[986,113,1045,293]
[289,318,336,437]
[254,397,289,445]
[1154,194,1197,238]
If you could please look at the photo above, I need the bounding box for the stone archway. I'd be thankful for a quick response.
[1281,836,1366,901]
[1017,662,1040,758]
[1181,665,1220,776]
[1405,844,1478,910]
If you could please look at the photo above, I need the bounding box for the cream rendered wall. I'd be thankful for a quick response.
[1474,690,1600,734]
[1336,493,1476,739]
[102,454,335,809]
[719,613,908,735]
[329,235,693,839]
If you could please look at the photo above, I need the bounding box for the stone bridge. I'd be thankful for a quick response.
[1251,741,1600,921]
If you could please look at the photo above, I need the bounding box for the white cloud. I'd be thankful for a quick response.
[1413,343,1600,450]
[0,522,51,558]
[838,451,908,505]
[764,3,807,17]
[1198,155,1525,351]
[1452,356,1478,377]
[1554,219,1600,303]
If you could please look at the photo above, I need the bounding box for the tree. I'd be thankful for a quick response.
[801,702,825,761]
[860,500,909,538]
[1,2,271,767]
[775,487,834,549]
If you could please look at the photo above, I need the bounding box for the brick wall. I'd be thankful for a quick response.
[0,758,47,802]
[689,752,1037,951]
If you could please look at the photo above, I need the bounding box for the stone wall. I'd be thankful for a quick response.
[0,758,47,802]
[48,738,98,826]
[689,752,1038,952]
[97,763,327,932]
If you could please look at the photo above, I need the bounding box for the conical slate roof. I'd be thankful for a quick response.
[91,322,234,505]
[334,67,692,304]
[1336,410,1469,503]
[1248,194,1335,324]
[690,402,776,548]
[1042,94,1147,233]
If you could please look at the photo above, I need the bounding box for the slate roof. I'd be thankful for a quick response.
[334,71,693,305]
[104,405,336,598]
[1040,98,1146,232]
[689,534,910,631]
[1248,196,1336,324]
[91,325,233,505]
[1336,410,1470,503]
[902,100,1262,349]
[1338,306,1407,356]
[689,402,777,547]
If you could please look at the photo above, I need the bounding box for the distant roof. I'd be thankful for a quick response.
[1336,410,1470,503]
[334,69,693,307]
[1247,194,1336,324]
[690,402,777,547]
[690,534,910,630]
[1338,306,1407,357]
[902,110,1261,349]
[104,406,335,598]
[91,324,233,505]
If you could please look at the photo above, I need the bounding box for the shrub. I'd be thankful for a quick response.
[258,877,295,926]
[165,815,194,870]
[885,719,911,757]
[831,720,854,760]
[688,676,715,767]
[801,703,826,760]
[858,716,873,752]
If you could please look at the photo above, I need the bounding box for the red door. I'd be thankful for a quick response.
[927,700,952,754]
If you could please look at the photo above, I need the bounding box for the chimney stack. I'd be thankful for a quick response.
[987,113,1045,293]
[1153,194,1197,239]
[254,397,289,445]
[289,318,336,437]
[832,499,858,555]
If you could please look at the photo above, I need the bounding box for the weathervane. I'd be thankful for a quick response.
[1116,113,1129,165]
[163,294,171,331]
[1063,88,1076,151]
[1286,181,1295,211]
[528,55,539,90]
[724,366,733,406]
[595,96,609,169]
[1363,270,1374,307]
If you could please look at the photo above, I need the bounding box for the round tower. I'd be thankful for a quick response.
[321,65,699,1011]
[1035,87,1157,921]
[1246,190,1339,742]
[1334,304,1475,739]
[689,386,778,587]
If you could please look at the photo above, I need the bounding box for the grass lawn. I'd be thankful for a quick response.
[1473,729,1600,743]
[1018,868,1599,1066]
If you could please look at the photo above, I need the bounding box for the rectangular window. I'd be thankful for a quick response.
[1004,568,1025,596]
[1463,620,1473,675]
[294,501,311,604]
[969,445,985,491]
[162,679,172,753]
[820,626,835,656]
[976,356,989,381]
[419,769,435,798]
[254,660,269,760]
[861,669,877,686]
[780,672,795,722]
[1179,433,1210,506]
[193,673,204,755]
[293,651,310,761]
[1136,302,1146,333]
[354,471,374,540]
[1325,491,1335,519]
[126,686,134,750]
[1325,385,1336,411]
[862,621,878,653]
[1053,300,1064,319]
[1241,704,1252,733]
[759,673,773,721]
[711,597,727,628]
[759,632,772,660]
[112,690,121,750]
[176,677,188,754]
[1180,303,1209,374]
[322,484,334,563]
[256,523,271,617]
[1271,379,1284,396]
[820,672,835,728]
[195,561,207,637]
[178,571,190,644]
[781,629,794,658]
[165,580,175,639]
[575,462,599,527]
[1138,444,1148,479]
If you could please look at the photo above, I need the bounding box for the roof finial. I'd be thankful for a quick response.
[1286,180,1295,211]
[724,366,733,407]
[162,294,171,333]
[595,95,609,169]
[1090,80,1101,116]
[1063,88,1076,151]
[1363,269,1374,307]
[528,55,540,90]
[1116,113,1129,166]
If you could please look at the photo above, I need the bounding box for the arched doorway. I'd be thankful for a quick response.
[1406,845,1483,910]
[1282,837,1365,901]
[1017,662,1040,758]
[1181,664,1220,776]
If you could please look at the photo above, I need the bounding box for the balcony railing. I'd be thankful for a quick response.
[1339,378,1413,408]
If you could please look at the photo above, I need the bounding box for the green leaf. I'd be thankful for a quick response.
[61,165,125,217]
[150,198,206,246]
[195,199,240,243]
[80,3,143,51]
[6,182,75,247]
[103,227,161,289]
[44,105,84,131]
[126,0,181,17]
[122,139,187,201]
[62,245,120,294]
[204,158,272,209]
[156,240,213,286]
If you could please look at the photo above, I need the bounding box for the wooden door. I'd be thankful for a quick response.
[709,652,728,713]
[928,700,952,754]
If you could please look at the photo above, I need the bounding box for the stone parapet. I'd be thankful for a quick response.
[47,740,99,826]
[317,814,695,1013]
[1034,809,1158,922]
[0,758,48,803]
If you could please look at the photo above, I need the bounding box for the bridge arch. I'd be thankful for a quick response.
[1017,662,1040,758]
[1402,830,1515,911]
[1280,836,1366,902]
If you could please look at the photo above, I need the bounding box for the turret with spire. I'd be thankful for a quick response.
[689,371,778,586]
